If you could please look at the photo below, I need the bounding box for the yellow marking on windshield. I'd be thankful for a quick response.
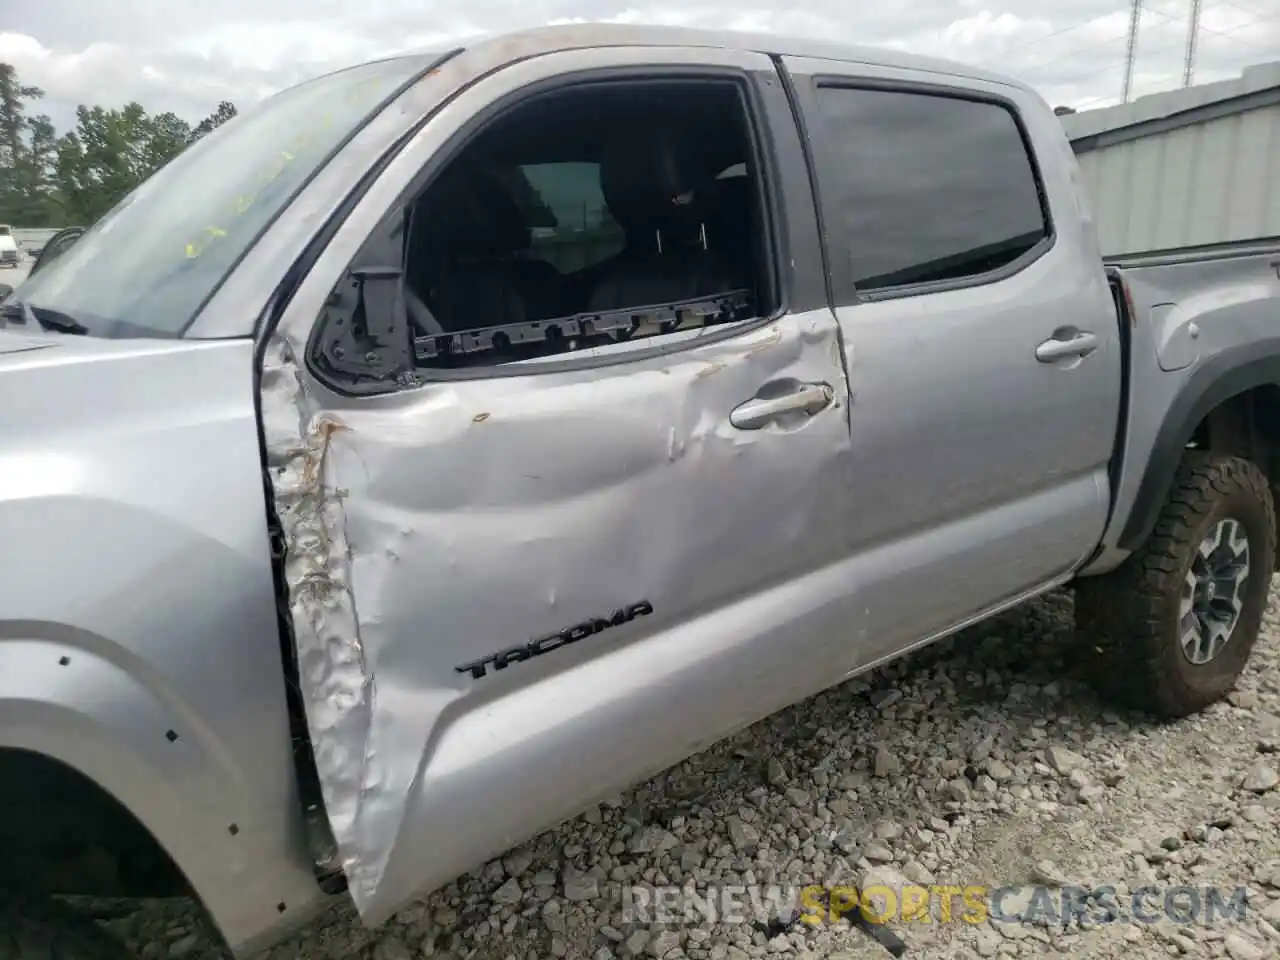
[182,72,396,259]
[184,225,229,259]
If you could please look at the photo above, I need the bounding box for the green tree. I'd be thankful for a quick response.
[54,102,193,223]
[0,60,241,228]
[0,63,60,225]
[189,100,238,143]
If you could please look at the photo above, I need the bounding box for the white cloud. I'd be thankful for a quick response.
[1,0,1279,133]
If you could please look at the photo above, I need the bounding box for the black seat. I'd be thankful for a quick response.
[468,173,567,321]
[586,129,745,314]
[408,168,564,334]
[705,169,756,274]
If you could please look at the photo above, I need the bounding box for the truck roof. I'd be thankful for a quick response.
[403,22,1030,97]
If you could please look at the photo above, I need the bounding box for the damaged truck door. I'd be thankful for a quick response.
[261,45,861,923]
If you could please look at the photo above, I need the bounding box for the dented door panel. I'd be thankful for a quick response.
[259,44,861,923]
[262,311,857,922]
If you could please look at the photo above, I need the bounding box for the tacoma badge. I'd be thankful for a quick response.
[455,600,654,680]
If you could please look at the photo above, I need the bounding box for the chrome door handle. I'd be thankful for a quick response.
[730,382,834,430]
[1036,330,1099,363]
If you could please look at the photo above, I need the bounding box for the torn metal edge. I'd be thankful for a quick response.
[259,331,380,906]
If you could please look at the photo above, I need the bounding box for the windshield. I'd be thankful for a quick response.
[14,52,445,339]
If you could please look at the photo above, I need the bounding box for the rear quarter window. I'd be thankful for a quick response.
[811,84,1050,298]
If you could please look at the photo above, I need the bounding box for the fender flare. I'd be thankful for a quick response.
[1117,341,1280,552]
[0,633,244,894]
[0,631,323,955]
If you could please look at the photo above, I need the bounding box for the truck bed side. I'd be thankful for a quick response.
[1084,237,1280,575]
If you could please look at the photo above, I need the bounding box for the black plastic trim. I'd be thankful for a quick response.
[797,74,1057,307]
[1117,340,1280,551]
[409,290,753,369]
[772,56,834,312]
[1099,268,1134,543]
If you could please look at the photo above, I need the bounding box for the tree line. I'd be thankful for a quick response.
[0,63,239,228]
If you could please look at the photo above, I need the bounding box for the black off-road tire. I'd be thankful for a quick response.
[0,897,136,960]
[1075,451,1275,719]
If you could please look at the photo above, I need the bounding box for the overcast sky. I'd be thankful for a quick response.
[2,0,1279,132]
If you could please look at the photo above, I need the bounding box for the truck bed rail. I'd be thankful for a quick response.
[1103,235,1280,269]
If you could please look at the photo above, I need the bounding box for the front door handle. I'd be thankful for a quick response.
[730,381,834,430]
[1036,329,1099,363]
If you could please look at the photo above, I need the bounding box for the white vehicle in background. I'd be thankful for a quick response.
[0,226,20,269]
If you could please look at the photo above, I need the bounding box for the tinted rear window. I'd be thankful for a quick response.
[812,86,1049,295]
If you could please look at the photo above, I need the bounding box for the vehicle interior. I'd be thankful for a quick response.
[393,78,771,370]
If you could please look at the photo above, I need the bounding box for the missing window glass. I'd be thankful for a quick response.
[315,74,773,383]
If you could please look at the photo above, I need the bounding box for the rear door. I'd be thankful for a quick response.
[780,56,1122,667]
[260,44,860,923]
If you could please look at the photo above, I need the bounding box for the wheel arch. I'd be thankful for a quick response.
[0,679,232,947]
[0,746,192,900]
[1118,347,1280,561]
[0,633,327,957]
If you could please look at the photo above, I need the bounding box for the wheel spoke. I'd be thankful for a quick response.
[1224,519,1248,558]
[1181,517,1252,665]
[1180,570,1197,617]
[1201,615,1233,662]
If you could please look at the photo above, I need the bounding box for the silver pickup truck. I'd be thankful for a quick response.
[1,23,1278,959]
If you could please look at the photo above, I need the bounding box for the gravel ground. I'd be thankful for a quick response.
[96,581,1280,960]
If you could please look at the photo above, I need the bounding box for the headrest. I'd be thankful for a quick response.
[420,167,531,258]
[599,127,712,236]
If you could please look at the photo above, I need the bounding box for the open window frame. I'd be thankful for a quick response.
[304,57,790,396]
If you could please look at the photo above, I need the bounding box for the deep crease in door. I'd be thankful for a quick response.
[259,309,855,923]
